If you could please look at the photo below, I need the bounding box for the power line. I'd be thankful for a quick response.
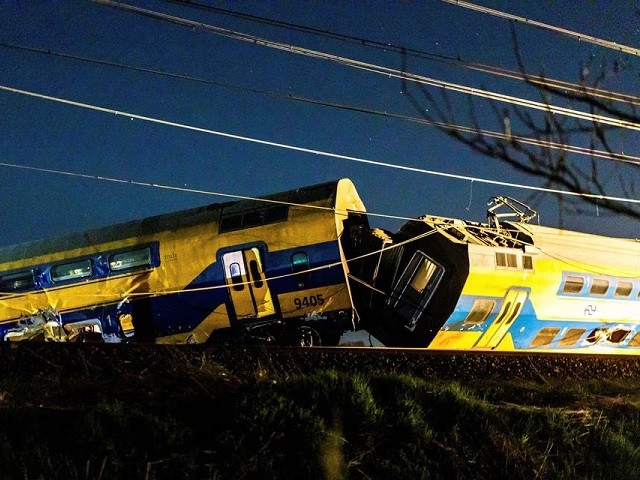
[1,82,639,205]
[166,0,640,107]
[92,0,640,132]
[443,0,640,57]
[0,228,443,298]
[3,216,634,301]
[1,159,634,299]
[0,41,267,94]
[0,175,629,300]
[3,41,639,167]
[440,124,640,166]
[0,157,417,224]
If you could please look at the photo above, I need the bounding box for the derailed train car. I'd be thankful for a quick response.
[352,199,640,354]
[4,177,640,353]
[0,179,368,345]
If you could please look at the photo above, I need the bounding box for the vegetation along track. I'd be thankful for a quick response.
[2,343,640,382]
[3,343,640,479]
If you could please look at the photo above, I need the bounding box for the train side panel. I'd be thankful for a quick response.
[0,179,367,345]
[361,217,640,354]
[383,219,640,354]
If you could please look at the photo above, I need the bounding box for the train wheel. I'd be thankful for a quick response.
[297,326,321,347]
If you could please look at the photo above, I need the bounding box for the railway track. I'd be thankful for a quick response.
[1,343,640,382]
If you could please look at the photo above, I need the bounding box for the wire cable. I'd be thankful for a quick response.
[0,152,417,223]
[1,83,639,205]
[3,41,639,166]
[91,0,640,132]
[2,216,638,309]
[166,0,640,107]
[443,0,640,57]
[0,226,441,299]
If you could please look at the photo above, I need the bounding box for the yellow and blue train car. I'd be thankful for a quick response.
[0,179,367,345]
[357,213,640,354]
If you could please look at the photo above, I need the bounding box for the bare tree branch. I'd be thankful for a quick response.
[400,25,640,222]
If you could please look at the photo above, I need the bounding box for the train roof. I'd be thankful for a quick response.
[417,215,640,277]
[0,178,365,264]
[511,222,640,276]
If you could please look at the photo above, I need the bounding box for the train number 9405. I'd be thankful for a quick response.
[293,294,324,309]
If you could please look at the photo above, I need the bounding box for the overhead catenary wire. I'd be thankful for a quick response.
[3,41,639,166]
[443,0,640,57]
[0,154,414,224]
[91,0,640,132]
[1,82,639,206]
[0,226,442,299]
[1,210,636,301]
[0,220,563,300]
[1,7,637,316]
[165,0,640,107]
[0,85,640,204]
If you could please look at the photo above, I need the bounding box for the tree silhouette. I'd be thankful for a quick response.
[401,25,640,225]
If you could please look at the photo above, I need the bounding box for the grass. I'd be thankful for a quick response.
[1,356,640,479]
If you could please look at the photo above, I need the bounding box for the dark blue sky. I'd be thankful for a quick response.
[1,0,638,247]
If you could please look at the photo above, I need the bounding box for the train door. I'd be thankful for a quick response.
[222,248,276,320]
[475,288,528,349]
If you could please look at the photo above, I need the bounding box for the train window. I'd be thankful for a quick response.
[558,328,585,347]
[390,251,444,328]
[409,259,438,294]
[0,270,35,291]
[291,252,309,273]
[219,214,243,232]
[628,332,640,347]
[585,328,607,344]
[249,260,264,289]
[462,299,495,325]
[229,262,244,291]
[51,259,92,282]
[590,278,609,295]
[530,327,560,347]
[109,247,152,271]
[219,205,289,233]
[562,276,584,294]
[615,281,633,298]
[522,255,533,270]
[608,329,631,344]
[496,252,518,269]
[505,302,521,325]
[253,206,287,225]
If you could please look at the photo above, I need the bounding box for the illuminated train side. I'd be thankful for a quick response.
[356,215,640,353]
[2,176,639,353]
[0,179,367,345]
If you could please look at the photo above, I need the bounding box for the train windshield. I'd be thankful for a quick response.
[388,251,444,330]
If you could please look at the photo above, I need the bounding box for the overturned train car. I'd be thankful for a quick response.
[352,211,640,354]
[0,179,368,345]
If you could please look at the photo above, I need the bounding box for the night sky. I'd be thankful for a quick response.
[1,0,638,248]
